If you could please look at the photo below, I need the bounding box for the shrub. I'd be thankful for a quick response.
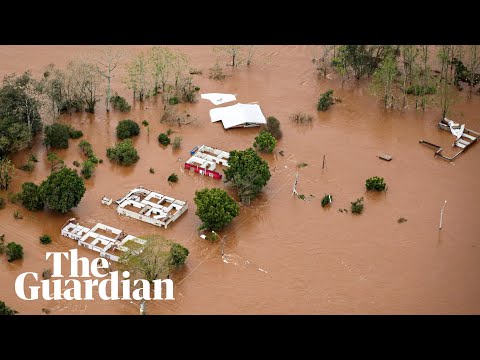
[19,160,34,172]
[13,210,23,219]
[0,234,4,254]
[142,120,149,127]
[209,63,226,80]
[6,242,23,262]
[321,194,333,207]
[365,176,386,191]
[351,197,364,214]
[106,139,139,166]
[0,197,4,209]
[20,182,44,211]
[168,173,178,183]
[149,167,155,174]
[406,84,436,96]
[290,112,313,124]
[169,96,179,105]
[195,86,201,91]
[194,188,240,231]
[8,192,21,204]
[88,155,99,164]
[172,136,182,150]
[79,140,94,157]
[110,93,131,112]
[42,268,52,279]
[116,119,140,140]
[158,133,171,146]
[43,123,70,149]
[0,301,17,315]
[263,116,283,139]
[205,231,219,242]
[166,129,173,136]
[73,160,80,167]
[29,154,38,163]
[317,89,334,111]
[81,160,95,179]
[253,130,276,153]
[168,243,189,269]
[68,127,83,139]
[39,234,52,245]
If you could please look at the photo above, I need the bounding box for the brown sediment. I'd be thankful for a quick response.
[0,45,479,315]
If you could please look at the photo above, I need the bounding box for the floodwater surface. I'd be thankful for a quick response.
[0,45,479,314]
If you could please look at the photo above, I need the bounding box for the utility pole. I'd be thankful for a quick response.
[439,200,447,230]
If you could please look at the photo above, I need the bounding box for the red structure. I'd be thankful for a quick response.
[184,163,223,179]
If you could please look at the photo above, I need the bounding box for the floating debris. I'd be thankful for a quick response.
[378,154,392,161]
[397,217,407,223]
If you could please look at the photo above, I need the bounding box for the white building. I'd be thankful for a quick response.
[185,145,229,179]
[61,218,146,262]
[209,103,267,129]
[115,187,188,228]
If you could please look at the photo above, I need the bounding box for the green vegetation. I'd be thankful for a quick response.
[253,130,276,153]
[167,173,178,183]
[0,301,17,315]
[351,197,364,214]
[194,188,240,231]
[29,154,38,163]
[39,167,86,213]
[405,84,436,96]
[166,129,173,136]
[6,242,23,262]
[263,116,282,139]
[39,234,52,245]
[19,182,44,211]
[209,63,226,80]
[116,119,140,140]
[46,152,65,172]
[0,234,4,254]
[365,176,387,191]
[224,148,271,204]
[43,123,70,149]
[321,194,333,207]
[19,160,35,172]
[142,120,149,127]
[158,133,170,146]
[0,158,15,190]
[168,243,189,269]
[0,197,4,209]
[317,89,334,111]
[169,96,179,105]
[172,136,182,150]
[106,139,139,166]
[81,160,95,179]
[110,93,131,112]
[68,127,83,139]
[73,160,80,167]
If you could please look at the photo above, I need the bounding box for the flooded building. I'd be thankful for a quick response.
[115,187,188,228]
[185,145,229,179]
[61,218,146,262]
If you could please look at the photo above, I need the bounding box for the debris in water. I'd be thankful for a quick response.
[279,150,284,156]
[398,217,407,223]
[378,154,392,161]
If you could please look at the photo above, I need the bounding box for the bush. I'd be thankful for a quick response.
[209,63,226,80]
[290,112,313,124]
[158,133,170,146]
[317,89,334,111]
[149,167,155,174]
[321,194,333,207]
[81,160,95,179]
[110,93,131,112]
[0,197,4,209]
[88,155,99,164]
[78,140,94,157]
[39,234,52,245]
[263,116,283,139]
[106,139,139,166]
[169,96,179,105]
[365,176,386,191]
[194,188,240,231]
[142,120,149,127]
[116,119,140,140]
[351,197,364,214]
[73,160,80,167]
[172,136,182,150]
[0,301,17,315]
[43,123,70,149]
[168,243,189,269]
[19,160,35,172]
[168,173,178,183]
[406,84,436,96]
[253,130,276,153]
[39,167,86,213]
[68,127,83,139]
[29,154,38,163]
[6,242,23,262]
[8,192,21,204]
[20,182,44,211]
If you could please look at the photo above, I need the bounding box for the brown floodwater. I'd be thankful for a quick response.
[0,45,479,314]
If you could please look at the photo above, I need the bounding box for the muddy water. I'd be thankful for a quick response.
[0,45,479,314]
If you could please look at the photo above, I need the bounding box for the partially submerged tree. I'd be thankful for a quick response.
[0,158,15,190]
[39,167,86,213]
[148,46,173,95]
[253,130,276,153]
[168,243,189,269]
[194,188,240,231]
[317,89,335,111]
[125,51,150,101]
[160,104,196,126]
[371,54,398,109]
[106,139,139,166]
[6,242,23,262]
[96,47,122,112]
[20,182,44,211]
[43,123,70,149]
[214,45,244,67]
[0,301,17,315]
[224,148,271,204]
[116,119,140,140]
[263,116,282,139]
[46,152,65,172]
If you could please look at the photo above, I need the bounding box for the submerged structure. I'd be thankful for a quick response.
[61,218,146,262]
[419,118,479,161]
[185,145,230,179]
[209,103,267,129]
[115,187,188,228]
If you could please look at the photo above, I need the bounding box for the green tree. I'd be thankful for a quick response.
[168,243,189,269]
[20,182,44,211]
[0,301,17,315]
[116,119,140,139]
[47,152,65,172]
[0,158,15,190]
[317,89,335,111]
[6,242,23,262]
[158,133,170,145]
[253,130,276,153]
[371,54,398,109]
[39,167,86,213]
[224,148,271,204]
[39,234,52,244]
[43,123,70,149]
[81,160,95,179]
[110,93,131,112]
[365,176,387,191]
[0,119,31,157]
[194,188,240,231]
[106,139,139,166]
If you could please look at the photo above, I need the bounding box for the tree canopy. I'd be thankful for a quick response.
[116,119,140,140]
[106,139,139,166]
[194,188,240,231]
[20,182,44,211]
[253,130,276,153]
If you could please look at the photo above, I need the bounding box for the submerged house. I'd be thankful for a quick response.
[61,218,146,262]
[185,145,229,179]
[209,103,267,129]
[115,187,188,228]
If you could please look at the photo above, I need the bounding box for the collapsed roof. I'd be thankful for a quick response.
[209,103,267,129]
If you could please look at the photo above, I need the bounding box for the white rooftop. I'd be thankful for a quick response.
[201,93,237,105]
[209,103,267,129]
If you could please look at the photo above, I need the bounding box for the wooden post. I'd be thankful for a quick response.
[322,155,326,170]
[292,171,299,196]
[439,200,447,230]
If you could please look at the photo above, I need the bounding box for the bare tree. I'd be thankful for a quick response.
[125,51,149,101]
[313,45,336,78]
[400,45,419,110]
[72,61,102,113]
[161,103,197,126]
[96,47,121,112]
[214,45,244,67]
[149,46,173,95]
[437,45,458,119]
